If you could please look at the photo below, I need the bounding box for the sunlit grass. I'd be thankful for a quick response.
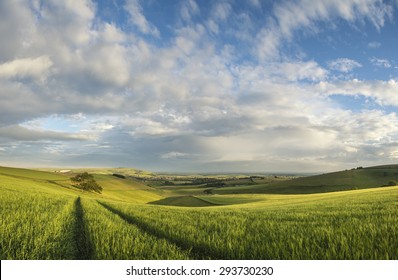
[81,198,190,259]
[105,186,398,259]
[0,187,76,259]
[1,166,397,260]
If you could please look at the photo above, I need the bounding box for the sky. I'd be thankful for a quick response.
[1,0,398,173]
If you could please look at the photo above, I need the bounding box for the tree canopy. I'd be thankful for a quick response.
[70,172,103,193]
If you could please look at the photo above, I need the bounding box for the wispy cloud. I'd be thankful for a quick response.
[124,0,160,37]
[0,125,90,141]
[160,151,190,160]
[180,0,200,22]
[368,41,381,48]
[211,2,232,21]
[256,0,393,60]
[318,79,398,106]
[370,57,392,68]
[328,58,362,73]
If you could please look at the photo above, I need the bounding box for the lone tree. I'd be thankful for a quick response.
[70,172,103,193]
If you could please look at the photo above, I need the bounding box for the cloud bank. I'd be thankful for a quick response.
[0,0,398,172]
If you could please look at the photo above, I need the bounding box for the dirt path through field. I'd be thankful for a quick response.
[73,197,93,259]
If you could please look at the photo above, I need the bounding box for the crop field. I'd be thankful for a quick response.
[104,187,398,259]
[1,165,398,259]
[80,198,189,259]
[0,182,76,259]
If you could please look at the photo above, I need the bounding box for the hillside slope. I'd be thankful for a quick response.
[212,165,398,194]
[0,166,162,203]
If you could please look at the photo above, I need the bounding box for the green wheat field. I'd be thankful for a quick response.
[1,165,397,259]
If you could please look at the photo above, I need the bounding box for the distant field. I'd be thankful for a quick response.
[212,166,398,194]
[1,165,398,259]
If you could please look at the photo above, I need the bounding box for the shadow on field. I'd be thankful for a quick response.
[149,196,217,207]
[73,197,93,260]
[97,201,222,260]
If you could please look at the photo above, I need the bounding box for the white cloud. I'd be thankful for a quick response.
[40,0,96,47]
[0,56,53,80]
[248,0,261,8]
[275,61,328,81]
[83,43,130,87]
[0,125,90,141]
[230,13,255,41]
[0,0,38,61]
[368,41,381,48]
[328,58,362,73]
[256,0,393,60]
[319,110,398,145]
[124,0,159,37]
[161,151,189,159]
[317,79,398,108]
[101,23,127,43]
[0,0,397,172]
[211,2,232,21]
[370,57,392,68]
[206,19,219,34]
[256,20,282,60]
[181,0,200,22]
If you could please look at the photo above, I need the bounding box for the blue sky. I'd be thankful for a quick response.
[1,0,398,173]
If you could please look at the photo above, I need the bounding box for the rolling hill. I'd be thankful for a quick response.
[212,165,398,194]
[0,166,162,203]
[1,165,398,259]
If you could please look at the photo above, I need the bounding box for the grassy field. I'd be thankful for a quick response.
[1,165,398,259]
[0,176,76,259]
[104,187,398,259]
